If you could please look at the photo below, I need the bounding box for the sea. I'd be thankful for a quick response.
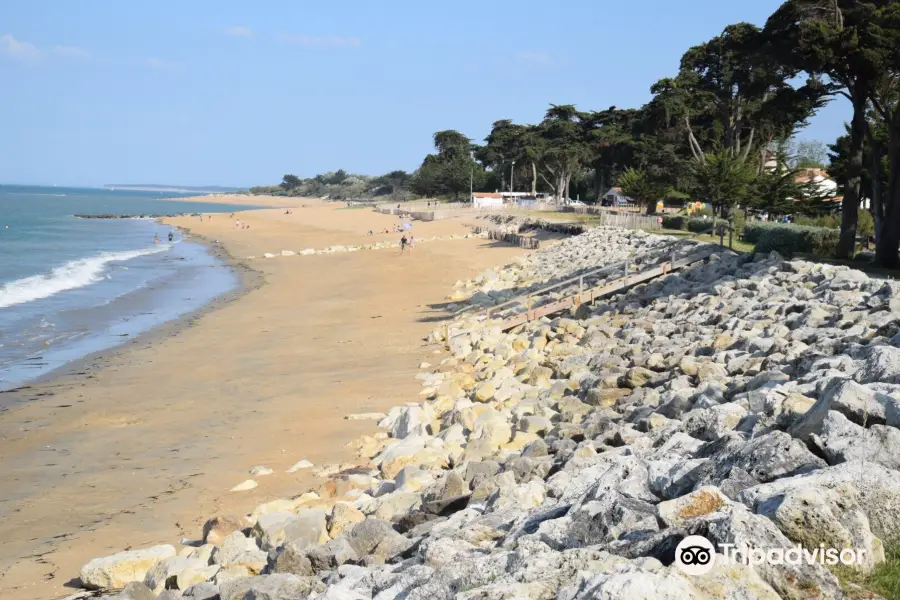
[0,185,259,391]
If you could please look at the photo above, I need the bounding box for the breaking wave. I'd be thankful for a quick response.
[0,246,168,309]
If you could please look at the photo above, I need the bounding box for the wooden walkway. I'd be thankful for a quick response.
[485,246,717,331]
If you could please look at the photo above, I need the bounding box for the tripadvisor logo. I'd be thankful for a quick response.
[674,535,868,575]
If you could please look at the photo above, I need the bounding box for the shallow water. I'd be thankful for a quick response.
[0,185,256,390]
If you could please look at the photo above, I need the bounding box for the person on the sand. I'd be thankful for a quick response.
[400,235,408,253]
[168,231,174,242]
[409,235,415,250]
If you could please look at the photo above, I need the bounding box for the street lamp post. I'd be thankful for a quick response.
[510,160,516,193]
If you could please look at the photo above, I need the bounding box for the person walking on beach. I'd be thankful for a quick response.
[168,231,174,242]
[400,235,408,254]
[154,234,160,245]
[409,235,415,251]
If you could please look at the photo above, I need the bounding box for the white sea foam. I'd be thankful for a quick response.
[0,246,168,309]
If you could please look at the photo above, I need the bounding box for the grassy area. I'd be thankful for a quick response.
[832,545,900,599]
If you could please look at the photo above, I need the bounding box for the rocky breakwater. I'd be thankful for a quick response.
[251,232,489,260]
[74,227,900,600]
[444,227,679,307]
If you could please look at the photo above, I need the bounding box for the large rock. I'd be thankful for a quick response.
[656,486,731,528]
[394,466,435,493]
[624,367,655,389]
[183,582,220,599]
[111,582,155,600]
[375,435,448,478]
[812,410,900,470]
[371,490,423,520]
[648,458,708,500]
[567,492,658,548]
[202,515,246,545]
[211,532,267,574]
[344,518,406,559]
[305,537,360,572]
[687,504,844,599]
[857,344,900,384]
[272,541,314,576]
[558,562,780,600]
[250,511,297,552]
[790,379,900,441]
[703,431,825,485]
[738,461,900,545]
[680,404,747,442]
[755,483,885,572]
[281,508,329,550]
[143,556,219,594]
[486,473,546,512]
[391,405,433,438]
[328,502,366,538]
[80,545,176,590]
[219,573,325,600]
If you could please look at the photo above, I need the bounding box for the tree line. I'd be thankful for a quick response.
[255,1,900,268]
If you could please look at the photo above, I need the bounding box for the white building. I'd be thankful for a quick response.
[472,192,504,209]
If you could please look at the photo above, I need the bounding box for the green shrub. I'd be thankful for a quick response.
[743,222,774,243]
[692,207,714,218]
[794,215,840,229]
[752,223,840,257]
[733,211,746,238]
[687,217,727,234]
[662,215,687,230]
[858,209,875,240]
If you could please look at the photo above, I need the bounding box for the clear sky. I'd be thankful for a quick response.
[0,0,851,188]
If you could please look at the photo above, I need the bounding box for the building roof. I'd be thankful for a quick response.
[794,168,831,183]
[472,192,502,198]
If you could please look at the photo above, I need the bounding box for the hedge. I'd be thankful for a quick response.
[751,223,840,257]
[661,215,687,230]
[687,217,727,234]
[661,215,727,233]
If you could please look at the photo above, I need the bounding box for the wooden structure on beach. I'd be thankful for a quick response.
[483,246,717,331]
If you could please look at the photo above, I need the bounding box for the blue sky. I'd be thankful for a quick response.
[0,0,850,188]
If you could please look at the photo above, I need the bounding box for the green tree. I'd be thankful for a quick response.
[829,110,890,241]
[690,151,757,218]
[655,23,823,172]
[538,105,589,202]
[328,169,348,185]
[765,0,885,257]
[617,168,668,214]
[280,174,302,190]
[412,130,483,200]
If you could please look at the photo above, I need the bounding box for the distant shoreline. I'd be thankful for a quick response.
[104,185,245,193]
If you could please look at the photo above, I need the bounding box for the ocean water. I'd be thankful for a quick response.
[0,185,259,391]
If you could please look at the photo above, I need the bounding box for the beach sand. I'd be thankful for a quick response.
[0,200,524,599]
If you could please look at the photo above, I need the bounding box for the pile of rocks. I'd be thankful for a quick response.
[443,227,682,308]
[251,233,488,260]
[76,229,900,600]
[475,214,588,238]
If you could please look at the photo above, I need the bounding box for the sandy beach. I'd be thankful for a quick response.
[0,199,524,600]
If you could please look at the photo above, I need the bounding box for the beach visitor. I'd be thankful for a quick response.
[409,235,415,250]
[400,235,408,253]
[154,234,160,244]
[168,231,174,242]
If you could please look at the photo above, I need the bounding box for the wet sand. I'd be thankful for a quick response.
[0,200,524,599]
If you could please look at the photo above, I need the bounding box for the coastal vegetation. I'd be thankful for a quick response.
[252,1,900,266]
